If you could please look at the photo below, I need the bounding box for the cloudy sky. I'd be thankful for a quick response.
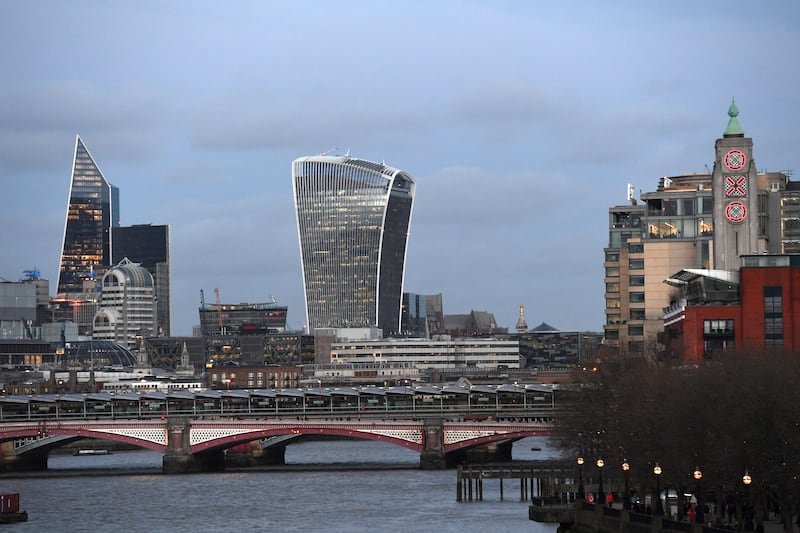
[1,1,799,336]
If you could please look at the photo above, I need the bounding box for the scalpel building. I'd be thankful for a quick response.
[57,135,120,295]
[292,155,416,335]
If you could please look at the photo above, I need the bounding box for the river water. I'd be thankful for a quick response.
[1,437,559,533]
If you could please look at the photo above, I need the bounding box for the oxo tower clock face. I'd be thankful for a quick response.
[725,201,747,223]
[724,149,747,171]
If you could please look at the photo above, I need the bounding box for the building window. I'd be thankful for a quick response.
[606,267,620,277]
[628,243,644,254]
[606,282,620,293]
[605,251,619,262]
[629,292,645,303]
[629,259,644,270]
[630,308,645,321]
[606,299,620,309]
[604,329,619,340]
[628,341,644,353]
[607,314,621,325]
[764,286,783,346]
[698,218,713,236]
[699,197,713,215]
[629,275,645,287]
[628,325,644,336]
[703,319,734,334]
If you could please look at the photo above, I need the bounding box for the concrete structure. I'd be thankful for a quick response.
[292,155,415,335]
[92,258,156,351]
[604,103,791,355]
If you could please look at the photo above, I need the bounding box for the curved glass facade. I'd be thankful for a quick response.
[292,156,415,334]
[57,135,119,295]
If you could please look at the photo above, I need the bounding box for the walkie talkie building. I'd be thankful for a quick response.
[292,155,416,335]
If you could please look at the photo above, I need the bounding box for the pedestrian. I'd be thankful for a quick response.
[606,492,614,507]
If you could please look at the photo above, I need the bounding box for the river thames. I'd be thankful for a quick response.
[1,437,559,533]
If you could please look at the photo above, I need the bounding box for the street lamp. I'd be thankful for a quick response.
[743,470,753,532]
[596,458,605,505]
[693,467,704,523]
[622,461,631,510]
[577,456,585,500]
[653,463,663,515]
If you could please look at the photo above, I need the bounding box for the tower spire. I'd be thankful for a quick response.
[723,98,744,137]
[515,304,529,333]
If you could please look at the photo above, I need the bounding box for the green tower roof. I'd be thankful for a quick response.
[723,98,744,137]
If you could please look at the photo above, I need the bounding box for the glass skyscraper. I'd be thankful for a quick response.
[292,155,416,334]
[57,135,119,295]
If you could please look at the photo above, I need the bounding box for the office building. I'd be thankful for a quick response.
[92,258,156,351]
[57,135,119,295]
[292,154,416,335]
[603,103,790,354]
[112,224,171,336]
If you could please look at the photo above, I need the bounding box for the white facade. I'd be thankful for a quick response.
[329,337,521,370]
[93,258,156,350]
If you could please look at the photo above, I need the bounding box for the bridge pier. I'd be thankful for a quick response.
[162,417,225,474]
[420,419,447,469]
[225,441,286,467]
[0,442,48,472]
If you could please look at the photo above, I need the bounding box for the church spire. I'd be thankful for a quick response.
[723,98,744,137]
[515,304,529,333]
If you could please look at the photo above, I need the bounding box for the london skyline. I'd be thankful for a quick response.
[2,2,799,336]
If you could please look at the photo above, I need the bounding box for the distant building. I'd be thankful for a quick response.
[57,135,119,296]
[443,310,507,336]
[207,365,301,389]
[401,292,430,338]
[329,336,520,372]
[198,299,287,336]
[0,281,36,339]
[512,323,603,367]
[112,224,171,336]
[92,258,156,351]
[292,154,416,335]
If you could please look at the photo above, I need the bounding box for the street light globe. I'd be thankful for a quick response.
[743,470,752,485]
[577,456,584,466]
[653,464,662,476]
[694,468,703,481]
[596,458,605,469]
[622,461,630,472]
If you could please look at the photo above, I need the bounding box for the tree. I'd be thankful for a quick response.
[554,349,800,529]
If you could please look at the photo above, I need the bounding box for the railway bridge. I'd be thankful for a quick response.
[0,416,554,472]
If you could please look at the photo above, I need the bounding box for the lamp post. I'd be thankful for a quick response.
[693,467,704,523]
[577,456,585,500]
[653,463,663,515]
[596,458,605,505]
[742,469,753,532]
[622,461,631,510]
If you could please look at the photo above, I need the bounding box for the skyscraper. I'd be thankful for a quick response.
[292,155,416,334]
[112,224,171,336]
[57,135,119,295]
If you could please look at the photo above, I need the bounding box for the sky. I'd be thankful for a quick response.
[1,1,799,336]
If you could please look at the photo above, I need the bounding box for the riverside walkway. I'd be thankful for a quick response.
[530,501,794,533]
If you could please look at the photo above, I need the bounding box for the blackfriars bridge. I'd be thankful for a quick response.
[0,385,557,473]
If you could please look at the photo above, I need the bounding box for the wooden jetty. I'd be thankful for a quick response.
[456,460,575,503]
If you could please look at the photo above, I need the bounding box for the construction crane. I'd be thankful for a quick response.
[214,288,223,333]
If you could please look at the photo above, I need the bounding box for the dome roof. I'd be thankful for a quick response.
[103,258,153,288]
[63,341,139,368]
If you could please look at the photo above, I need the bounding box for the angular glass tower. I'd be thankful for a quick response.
[57,135,119,295]
[292,155,415,334]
